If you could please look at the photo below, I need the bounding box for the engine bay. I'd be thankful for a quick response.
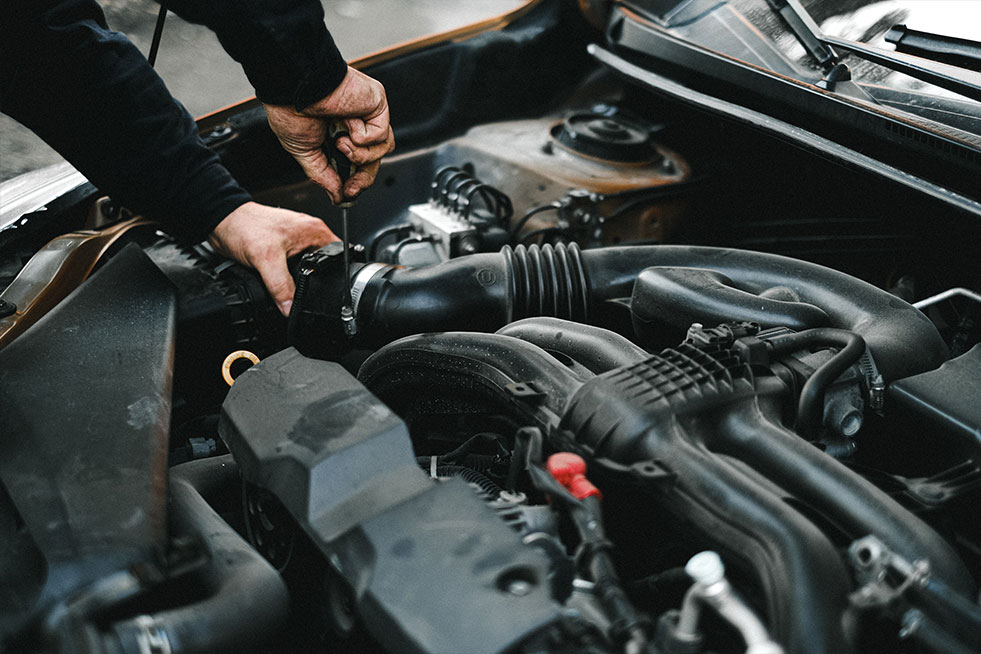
[2,3,981,653]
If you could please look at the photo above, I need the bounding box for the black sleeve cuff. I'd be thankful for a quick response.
[162,0,350,111]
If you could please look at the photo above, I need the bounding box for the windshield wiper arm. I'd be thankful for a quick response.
[765,0,837,69]
[822,35,981,103]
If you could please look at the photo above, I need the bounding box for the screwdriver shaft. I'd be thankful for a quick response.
[341,206,353,308]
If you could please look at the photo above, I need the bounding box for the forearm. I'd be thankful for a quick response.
[1,0,251,243]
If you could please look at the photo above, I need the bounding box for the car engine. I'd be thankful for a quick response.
[1,2,980,653]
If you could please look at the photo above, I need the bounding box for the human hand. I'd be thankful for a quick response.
[264,66,395,204]
[209,202,337,316]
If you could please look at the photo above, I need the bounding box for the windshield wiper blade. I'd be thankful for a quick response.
[823,35,981,103]
[885,25,981,71]
[765,0,837,69]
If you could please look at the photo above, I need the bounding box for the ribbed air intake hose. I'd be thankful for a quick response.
[346,244,946,382]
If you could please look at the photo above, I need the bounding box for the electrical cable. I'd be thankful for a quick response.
[510,203,561,239]
[367,223,412,260]
[148,4,168,68]
[520,226,570,246]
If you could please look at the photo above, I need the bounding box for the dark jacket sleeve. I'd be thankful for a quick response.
[1,0,349,242]
[161,0,349,110]
[1,0,251,242]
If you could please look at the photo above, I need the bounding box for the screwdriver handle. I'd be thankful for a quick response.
[324,122,356,208]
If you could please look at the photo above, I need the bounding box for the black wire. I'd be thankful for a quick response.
[519,226,569,246]
[439,171,471,207]
[391,235,435,262]
[603,178,706,221]
[147,4,168,68]
[510,202,561,239]
[367,223,412,260]
[430,166,462,201]
[452,179,486,215]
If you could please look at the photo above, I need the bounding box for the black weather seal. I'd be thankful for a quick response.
[587,44,981,219]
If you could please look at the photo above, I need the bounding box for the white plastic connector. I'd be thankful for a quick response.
[746,644,785,654]
[686,551,726,586]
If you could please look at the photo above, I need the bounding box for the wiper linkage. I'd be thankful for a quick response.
[765,0,837,69]
[767,0,981,102]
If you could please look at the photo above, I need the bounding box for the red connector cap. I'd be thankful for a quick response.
[546,452,602,500]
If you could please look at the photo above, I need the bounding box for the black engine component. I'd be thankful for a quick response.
[358,322,978,654]
[887,344,981,464]
[218,348,566,654]
[109,456,290,654]
[0,245,174,644]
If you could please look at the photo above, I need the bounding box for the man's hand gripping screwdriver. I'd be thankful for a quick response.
[324,122,358,337]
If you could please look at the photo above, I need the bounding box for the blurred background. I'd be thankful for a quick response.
[0,0,523,182]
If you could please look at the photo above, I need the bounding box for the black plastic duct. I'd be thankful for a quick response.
[0,245,174,645]
[108,456,289,654]
[342,244,946,382]
[358,327,975,654]
[496,317,648,374]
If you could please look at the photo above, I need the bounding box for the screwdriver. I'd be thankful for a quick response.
[325,122,358,337]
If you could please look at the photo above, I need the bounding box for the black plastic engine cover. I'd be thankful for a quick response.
[887,344,981,464]
[219,348,562,654]
[0,245,175,638]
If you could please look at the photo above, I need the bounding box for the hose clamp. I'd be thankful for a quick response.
[350,262,392,313]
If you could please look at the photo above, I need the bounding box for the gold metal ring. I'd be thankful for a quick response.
[221,350,260,387]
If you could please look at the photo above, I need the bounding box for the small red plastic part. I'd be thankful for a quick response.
[546,452,602,500]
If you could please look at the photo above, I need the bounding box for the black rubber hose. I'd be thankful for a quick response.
[573,496,649,648]
[497,317,648,374]
[766,328,866,436]
[108,456,289,654]
[910,577,981,650]
[351,244,945,382]
[905,612,979,654]
[573,410,854,653]
[717,405,975,598]
[630,267,831,339]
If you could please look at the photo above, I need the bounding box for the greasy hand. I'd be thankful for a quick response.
[265,66,395,204]
[209,202,337,316]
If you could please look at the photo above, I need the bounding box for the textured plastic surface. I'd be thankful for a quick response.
[888,344,981,459]
[0,245,175,636]
[630,267,830,346]
[220,348,562,653]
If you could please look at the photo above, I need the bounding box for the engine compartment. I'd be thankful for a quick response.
[2,3,981,653]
